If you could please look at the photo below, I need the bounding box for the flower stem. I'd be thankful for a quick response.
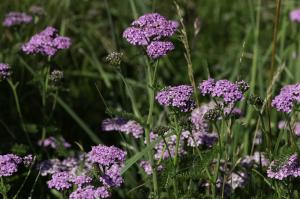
[7,79,34,152]
[145,60,159,198]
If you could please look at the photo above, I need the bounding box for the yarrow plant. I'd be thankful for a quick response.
[123,13,178,59]
[3,12,32,27]
[22,26,71,57]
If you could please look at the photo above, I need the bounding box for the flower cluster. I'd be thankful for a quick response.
[87,145,126,167]
[155,85,195,112]
[22,26,71,57]
[272,83,300,113]
[182,103,218,148]
[38,136,71,149]
[40,145,126,198]
[0,153,33,177]
[0,63,12,81]
[0,154,22,177]
[102,118,144,138]
[199,79,248,104]
[290,9,300,23]
[139,160,163,175]
[3,12,32,27]
[123,13,178,59]
[267,154,300,180]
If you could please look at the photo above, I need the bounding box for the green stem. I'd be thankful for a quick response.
[145,60,159,198]
[0,177,8,199]
[7,79,34,151]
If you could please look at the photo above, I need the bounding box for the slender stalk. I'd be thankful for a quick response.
[0,177,8,199]
[7,79,34,151]
[145,60,159,198]
[175,1,199,107]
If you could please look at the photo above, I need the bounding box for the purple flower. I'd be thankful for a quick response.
[0,154,22,177]
[123,13,178,59]
[131,13,178,40]
[22,26,71,57]
[272,84,300,113]
[87,145,126,166]
[0,63,12,81]
[102,118,144,138]
[38,136,71,149]
[71,175,92,187]
[290,9,300,22]
[267,154,300,180]
[146,41,174,59]
[95,186,111,198]
[155,85,195,112]
[119,120,144,138]
[199,79,245,104]
[47,171,73,190]
[199,78,215,95]
[122,27,149,46]
[139,160,163,175]
[100,164,123,187]
[3,12,32,27]
[69,185,111,199]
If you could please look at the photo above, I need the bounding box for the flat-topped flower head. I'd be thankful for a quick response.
[199,78,246,104]
[123,13,178,59]
[290,9,300,22]
[0,154,22,177]
[146,41,174,59]
[69,185,111,199]
[267,154,300,180]
[0,63,12,81]
[156,85,195,112]
[22,26,71,57]
[47,171,73,190]
[272,83,300,113]
[3,12,32,27]
[87,145,126,166]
